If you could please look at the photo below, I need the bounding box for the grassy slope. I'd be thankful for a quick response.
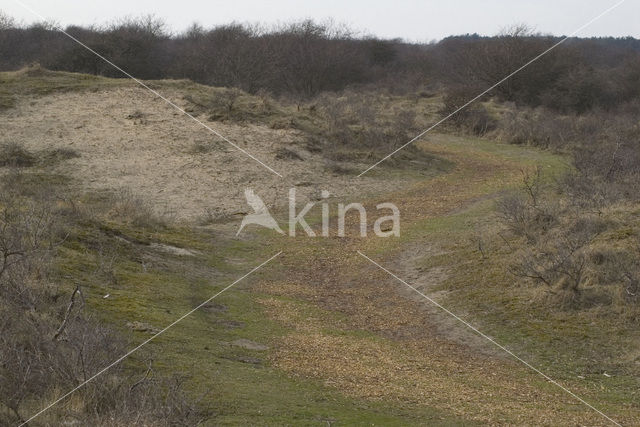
[359,135,639,423]
[422,138,640,409]
[0,66,133,110]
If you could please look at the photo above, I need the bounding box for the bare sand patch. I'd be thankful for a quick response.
[1,87,405,222]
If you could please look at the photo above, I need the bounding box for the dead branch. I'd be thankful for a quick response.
[52,286,82,341]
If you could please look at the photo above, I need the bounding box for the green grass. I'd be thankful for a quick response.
[50,195,471,425]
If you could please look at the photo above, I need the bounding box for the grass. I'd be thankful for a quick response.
[260,133,639,424]
[9,154,464,425]
[50,194,470,425]
[357,136,639,421]
[404,200,640,416]
[0,65,132,110]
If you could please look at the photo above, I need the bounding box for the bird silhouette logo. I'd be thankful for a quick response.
[236,188,284,236]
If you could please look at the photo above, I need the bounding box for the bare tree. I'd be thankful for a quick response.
[0,10,16,30]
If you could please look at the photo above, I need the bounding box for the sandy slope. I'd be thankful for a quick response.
[1,87,403,221]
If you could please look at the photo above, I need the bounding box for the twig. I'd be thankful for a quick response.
[53,286,81,341]
[130,360,154,392]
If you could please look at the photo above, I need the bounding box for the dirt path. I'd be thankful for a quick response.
[253,135,634,425]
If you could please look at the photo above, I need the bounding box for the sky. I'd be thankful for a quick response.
[2,0,638,42]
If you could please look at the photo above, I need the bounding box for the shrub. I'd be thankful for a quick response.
[314,91,420,156]
[440,87,497,136]
[0,142,36,167]
[496,168,557,241]
[41,147,81,165]
[109,189,170,229]
[0,174,206,424]
[188,141,214,154]
[274,147,303,160]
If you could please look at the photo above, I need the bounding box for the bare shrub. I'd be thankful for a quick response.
[325,160,355,175]
[496,168,557,241]
[497,108,576,148]
[388,109,417,145]
[219,88,242,115]
[197,206,228,226]
[496,193,534,238]
[0,10,16,30]
[497,162,640,311]
[589,244,640,307]
[513,229,592,298]
[0,192,58,308]
[80,373,209,426]
[40,147,81,166]
[496,167,607,307]
[314,91,420,159]
[188,141,214,154]
[275,147,303,160]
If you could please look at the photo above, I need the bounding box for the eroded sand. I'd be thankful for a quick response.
[1,87,402,221]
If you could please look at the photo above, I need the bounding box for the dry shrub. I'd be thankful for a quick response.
[0,143,80,170]
[109,189,172,229]
[440,87,497,136]
[188,141,215,154]
[513,228,592,305]
[496,168,557,242]
[0,142,37,167]
[497,107,640,207]
[497,108,575,148]
[41,147,81,166]
[314,91,420,160]
[495,103,640,275]
[498,167,640,313]
[325,160,355,175]
[275,147,303,160]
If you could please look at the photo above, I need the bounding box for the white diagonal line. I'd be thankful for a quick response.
[358,0,627,176]
[357,250,621,426]
[10,0,283,178]
[19,251,283,427]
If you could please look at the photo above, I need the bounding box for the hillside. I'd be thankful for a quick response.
[1,68,639,426]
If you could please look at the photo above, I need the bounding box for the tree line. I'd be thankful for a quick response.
[1,14,639,111]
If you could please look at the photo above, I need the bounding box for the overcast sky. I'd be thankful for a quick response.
[3,0,638,41]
